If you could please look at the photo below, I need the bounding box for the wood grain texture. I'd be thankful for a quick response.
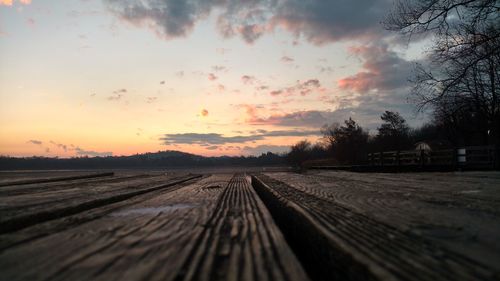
[266,171,500,270]
[0,174,308,281]
[0,174,201,234]
[0,172,115,187]
[252,173,499,281]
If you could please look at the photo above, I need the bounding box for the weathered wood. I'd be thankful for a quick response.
[252,173,499,281]
[0,174,202,234]
[269,171,500,270]
[0,175,202,252]
[0,174,308,281]
[0,172,115,187]
[0,173,152,196]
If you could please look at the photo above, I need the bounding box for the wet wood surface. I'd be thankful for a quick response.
[1,170,499,281]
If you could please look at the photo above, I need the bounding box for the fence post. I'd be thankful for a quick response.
[420,149,425,168]
[494,145,500,170]
[380,151,384,167]
[396,151,401,167]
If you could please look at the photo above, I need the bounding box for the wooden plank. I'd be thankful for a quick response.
[0,174,202,234]
[0,174,308,281]
[0,174,202,251]
[0,173,152,196]
[268,171,500,269]
[252,173,499,281]
[0,172,114,187]
[0,174,165,212]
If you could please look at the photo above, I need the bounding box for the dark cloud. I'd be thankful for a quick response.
[74,147,113,157]
[104,0,394,44]
[160,80,165,84]
[249,110,330,127]
[241,75,256,85]
[280,56,294,63]
[160,129,320,145]
[338,44,413,92]
[113,88,127,94]
[270,90,282,96]
[243,90,421,131]
[27,139,42,145]
[242,144,290,155]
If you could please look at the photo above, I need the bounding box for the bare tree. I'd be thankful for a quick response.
[385,0,500,145]
[287,140,312,168]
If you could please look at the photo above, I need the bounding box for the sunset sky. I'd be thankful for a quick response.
[0,0,429,157]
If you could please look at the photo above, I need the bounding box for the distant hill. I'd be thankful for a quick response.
[0,150,287,170]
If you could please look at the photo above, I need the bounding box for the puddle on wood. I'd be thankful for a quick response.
[111,203,196,216]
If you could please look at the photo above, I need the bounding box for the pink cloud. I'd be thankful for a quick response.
[208,73,218,81]
[269,79,321,97]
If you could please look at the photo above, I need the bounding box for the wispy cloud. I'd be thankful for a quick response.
[108,88,127,101]
[268,79,321,97]
[50,141,67,152]
[27,139,42,145]
[212,65,227,72]
[160,129,320,145]
[146,96,158,103]
[241,75,256,85]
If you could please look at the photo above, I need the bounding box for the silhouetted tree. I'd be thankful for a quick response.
[385,0,500,145]
[287,140,312,168]
[322,118,369,164]
[376,111,411,150]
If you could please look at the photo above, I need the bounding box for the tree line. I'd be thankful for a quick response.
[0,151,286,170]
[287,108,498,168]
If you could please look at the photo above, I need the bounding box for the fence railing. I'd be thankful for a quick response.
[368,146,499,169]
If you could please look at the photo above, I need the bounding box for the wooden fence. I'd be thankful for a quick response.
[368,146,499,170]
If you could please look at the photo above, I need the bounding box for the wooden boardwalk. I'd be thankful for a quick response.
[0,170,499,280]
